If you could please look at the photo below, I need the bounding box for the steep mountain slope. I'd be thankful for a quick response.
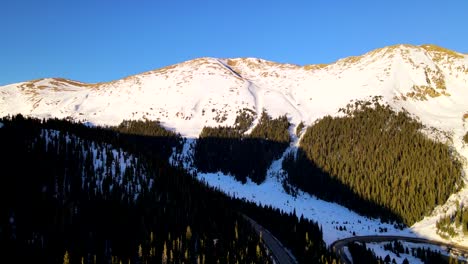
[1,44,468,246]
[2,44,467,140]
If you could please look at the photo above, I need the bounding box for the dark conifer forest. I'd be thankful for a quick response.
[283,98,463,225]
[347,242,381,264]
[0,115,337,263]
[113,119,183,161]
[194,110,290,184]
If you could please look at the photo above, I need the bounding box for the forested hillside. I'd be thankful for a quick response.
[284,98,463,225]
[113,119,183,160]
[0,115,337,263]
[194,111,290,184]
[436,205,468,238]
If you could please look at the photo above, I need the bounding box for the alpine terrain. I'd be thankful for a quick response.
[1,44,468,263]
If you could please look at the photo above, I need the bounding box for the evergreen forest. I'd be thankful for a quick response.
[283,98,463,225]
[194,110,290,184]
[0,115,336,263]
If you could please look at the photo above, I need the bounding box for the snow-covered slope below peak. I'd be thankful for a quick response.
[0,58,257,136]
[0,44,467,139]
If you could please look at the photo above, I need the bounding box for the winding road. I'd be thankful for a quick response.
[331,235,468,264]
[243,215,297,264]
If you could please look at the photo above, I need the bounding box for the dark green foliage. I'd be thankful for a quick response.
[284,100,463,225]
[296,121,305,137]
[250,111,290,143]
[115,119,178,137]
[347,242,381,264]
[199,125,241,139]
[464,132,468,144]
[283,149,400,222]
[234,108,255,133]
[0,115,334,263]
[436,205,468,238]
[113,119,183,160]
[195,111,290,184]
[43,118,183,162]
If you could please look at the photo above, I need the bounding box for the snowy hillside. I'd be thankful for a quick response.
[1,44,467,140]
[2,44,468,245]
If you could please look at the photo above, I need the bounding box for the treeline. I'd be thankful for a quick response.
[0,115,336,263]
[194,110,290,184]
[283,98,463,225]
[43,118,183,162]
[113,119,183,160]
[436,204,468,238]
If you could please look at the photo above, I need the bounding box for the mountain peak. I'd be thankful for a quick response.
[1,44,467,139]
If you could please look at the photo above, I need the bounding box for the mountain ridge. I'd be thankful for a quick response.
[1,43,466,140]
[6,44,467,86]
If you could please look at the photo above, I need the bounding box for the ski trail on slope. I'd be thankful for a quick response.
[212,59,303,134]
[216,59,263,121]
[270,89,304,122]
[215,59,303,128]
[215,59,266,130]
[247,80,262,116]
[235,79,268,135]
[267,124,301,184]
[216,59,243,79]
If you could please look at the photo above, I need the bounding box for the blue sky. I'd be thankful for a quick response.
[1,0,467,85]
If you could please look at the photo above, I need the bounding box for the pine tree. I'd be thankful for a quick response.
[63,250,70,264]
[186,225,192,241]
[256,243,262,259]
[138,244,143,259]
[162,242,168,264]
[234,221,239,241]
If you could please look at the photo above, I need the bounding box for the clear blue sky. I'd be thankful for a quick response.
[1,0,467,85]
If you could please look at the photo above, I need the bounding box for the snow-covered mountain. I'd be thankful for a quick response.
[2,44,468,245]
[1,44,467,140]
